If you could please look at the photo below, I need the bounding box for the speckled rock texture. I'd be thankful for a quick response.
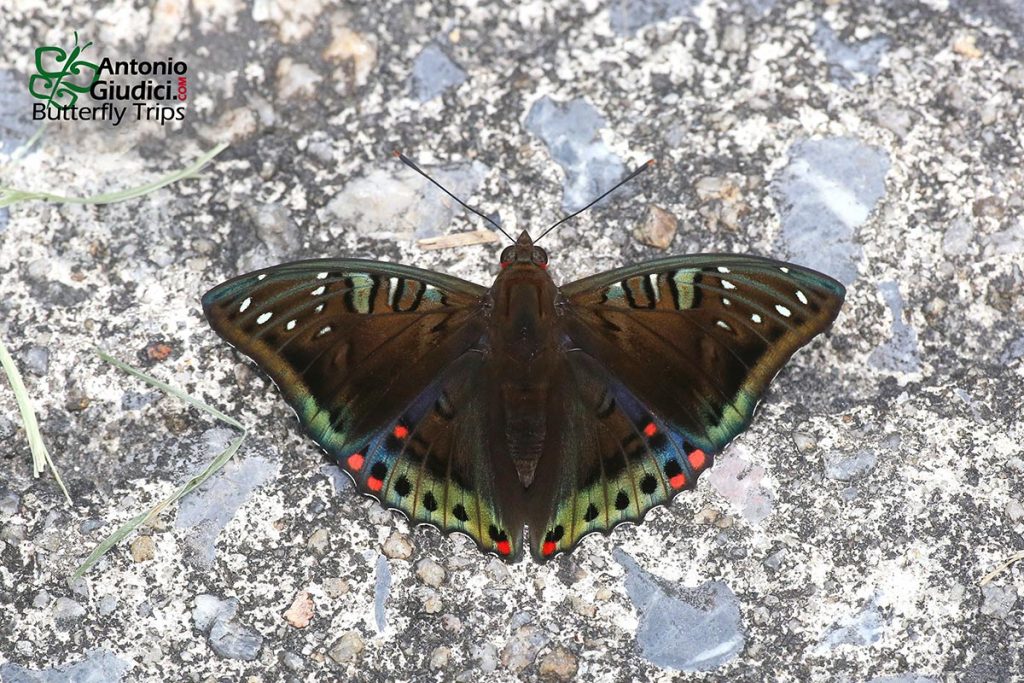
[1,0,1023,681]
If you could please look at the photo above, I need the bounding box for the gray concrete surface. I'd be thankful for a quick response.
[1,0,1022,680]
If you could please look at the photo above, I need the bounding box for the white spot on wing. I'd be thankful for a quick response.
[316,326,332,337]
[257,274,267,281]
[388,277,399,307]
[775,304,792,317]
[257,312,273,324]
[314,303,325,313]
[721,280,736,290]
[286,320,297,330]
[717,266,730,273]
[722,297,731,306]
[649,273,660,302]
[796,290,808,305]
[311,285,326,296]
[239,297,251,313]
[779,266,790,273]
[751,313,762,323]
[317,272,328,279]
[716,320,731,330]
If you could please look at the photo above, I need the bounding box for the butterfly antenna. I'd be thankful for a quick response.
[534,159,655,244]
[393,151,516,243]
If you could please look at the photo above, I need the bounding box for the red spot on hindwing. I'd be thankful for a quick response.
[496,540,511,555]
[367,476,383,492]
[643,422,658,437]
[346,453,364,471]
[393,424,409,439]
[688,449,707,471]
[542,541,557,556]
[669,473,687,489]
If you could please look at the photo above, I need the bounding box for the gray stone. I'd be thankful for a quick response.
[192,594,263,660]
[324,161,490,239]
[813,21,889,87]
[816,592,886,651]
[471,641,498,672]
[608,0,699,35]
[248,202,301,260]
[824,449,878,482]
[410,44,467,101]
[0,489,21,518]
[772,137,890,285]
[174,446,279,568]
[374,554,390,633]
[208,615,264,661]
[980,584,1018,619]
[615,550,744,670]
[500,624,549,673]
[53,597,86,623]
[868,282,921,374]
[0,649,130,683]
[20,346,49,376]
[525,96,628,213]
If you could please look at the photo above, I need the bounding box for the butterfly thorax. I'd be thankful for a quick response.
[487,262,562,488]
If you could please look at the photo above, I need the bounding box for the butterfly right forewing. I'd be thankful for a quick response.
[203,259,524,557]
[527,254,845,560]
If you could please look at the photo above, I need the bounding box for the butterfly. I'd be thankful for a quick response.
[202,159,845,563]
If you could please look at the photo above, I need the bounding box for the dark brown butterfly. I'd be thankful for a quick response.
[202,163,844,563]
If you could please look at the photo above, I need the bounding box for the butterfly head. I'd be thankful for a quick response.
[500,231,548,270]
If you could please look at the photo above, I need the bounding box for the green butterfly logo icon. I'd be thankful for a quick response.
[28,31,100,109]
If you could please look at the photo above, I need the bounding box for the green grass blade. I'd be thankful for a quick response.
[0,337,72,504]
[93,349,244,431]
[74,349,248,578]
[0,142,229,208]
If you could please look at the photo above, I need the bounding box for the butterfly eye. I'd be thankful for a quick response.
[531,247,548,267]
[500,246,516,264]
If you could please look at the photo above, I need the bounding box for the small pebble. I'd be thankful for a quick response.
[415,558,446,587]
[281,650,304,672]
[538,646,578,681]
[283,591,314,628]
[953,34,982,59]
[500,624,548,673]
[633,205,678,249]
[792,432,817,453]
[131,536,156,563]
[382,531,414,560]
[429,645,451,670]
[54,597,86,623]
[329,631,364,664]
[33,590,52,609]
[1005,500,1024,523]
[421,588,443,614]
[471,642,498,672]
[306,528,330,556]
[323,578,350,598]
